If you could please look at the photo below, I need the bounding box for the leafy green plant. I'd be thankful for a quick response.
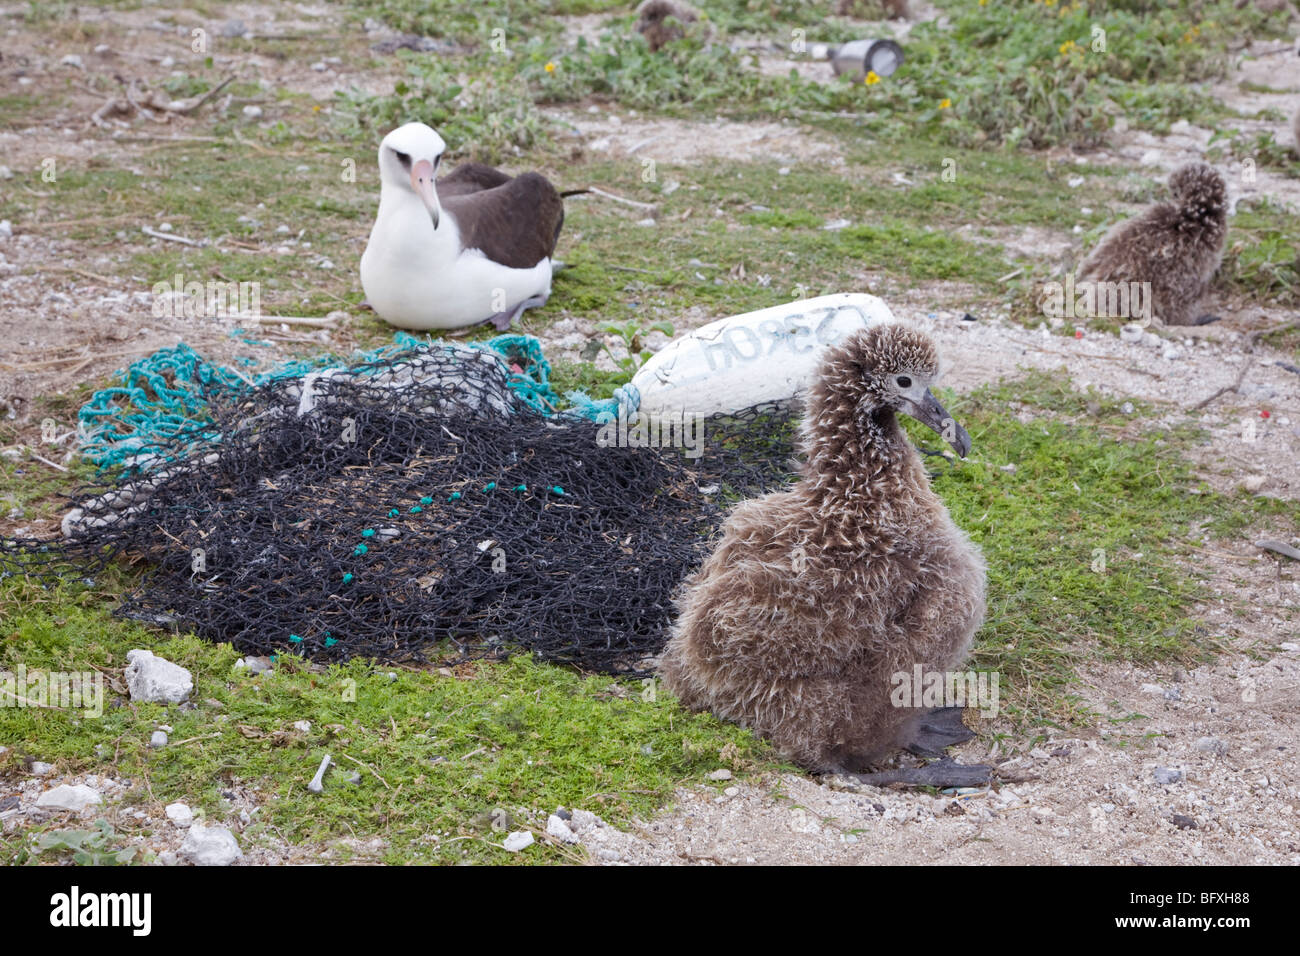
[598,319,676,379]
[35,821,139,866]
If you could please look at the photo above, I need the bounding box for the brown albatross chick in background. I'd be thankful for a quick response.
[1076,161,1228,326]
[634,0,702,51]
[659,324,987,780]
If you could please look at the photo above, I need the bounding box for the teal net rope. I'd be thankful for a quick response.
[77,330,632,474]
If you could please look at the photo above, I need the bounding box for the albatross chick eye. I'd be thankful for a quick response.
[896,375,912,389]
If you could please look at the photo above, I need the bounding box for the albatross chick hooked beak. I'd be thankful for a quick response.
[902,389,972,459]
[410,159,440,229]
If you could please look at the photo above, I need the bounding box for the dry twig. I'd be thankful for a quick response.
[585,187,658,211]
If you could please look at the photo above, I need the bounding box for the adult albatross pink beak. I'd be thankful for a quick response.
[410,159,440,229]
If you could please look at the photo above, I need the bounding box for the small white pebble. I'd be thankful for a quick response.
[503,831,534,852]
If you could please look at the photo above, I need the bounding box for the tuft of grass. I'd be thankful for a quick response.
[742,209,823,229]
[834,219,1008,284]
[1220,199,1300,311]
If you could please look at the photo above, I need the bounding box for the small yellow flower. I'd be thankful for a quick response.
[939,98,951,109]
[544,61,556,73]
[978,0,987,5]
[864,70,880,86]
[312,105,321,113]
[1058,39,1076,55]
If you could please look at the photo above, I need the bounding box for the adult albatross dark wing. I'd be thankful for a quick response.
[437,163,566,272]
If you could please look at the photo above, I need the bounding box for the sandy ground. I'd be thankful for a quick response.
[550,109,848,166]
[1,2,1298,865]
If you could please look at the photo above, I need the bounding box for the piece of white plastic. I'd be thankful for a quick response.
[631,293,895,418]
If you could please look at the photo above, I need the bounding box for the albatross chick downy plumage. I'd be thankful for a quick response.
[360,122,572,331]
[1076,161,1228,326]
[659,323,989,785]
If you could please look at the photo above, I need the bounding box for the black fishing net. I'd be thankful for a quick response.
[4,343,799,674]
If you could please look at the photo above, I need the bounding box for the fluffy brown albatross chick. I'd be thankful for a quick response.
[634,0,702,52]
[660,324,987,779]
[1076,161,1227,326]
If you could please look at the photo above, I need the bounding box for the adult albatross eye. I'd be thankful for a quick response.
[392,149,412,170]
[896,375,912,389]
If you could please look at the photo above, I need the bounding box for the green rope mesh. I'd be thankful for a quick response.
[77,329,622,474]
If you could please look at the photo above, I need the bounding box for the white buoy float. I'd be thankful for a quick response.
[630,293,896,418]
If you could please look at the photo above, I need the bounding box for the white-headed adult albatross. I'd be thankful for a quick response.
[360,122,572,331]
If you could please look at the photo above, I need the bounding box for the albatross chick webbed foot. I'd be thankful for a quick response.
[902,705,977,758]
[836,757,993,790]
[823,708,990,790]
